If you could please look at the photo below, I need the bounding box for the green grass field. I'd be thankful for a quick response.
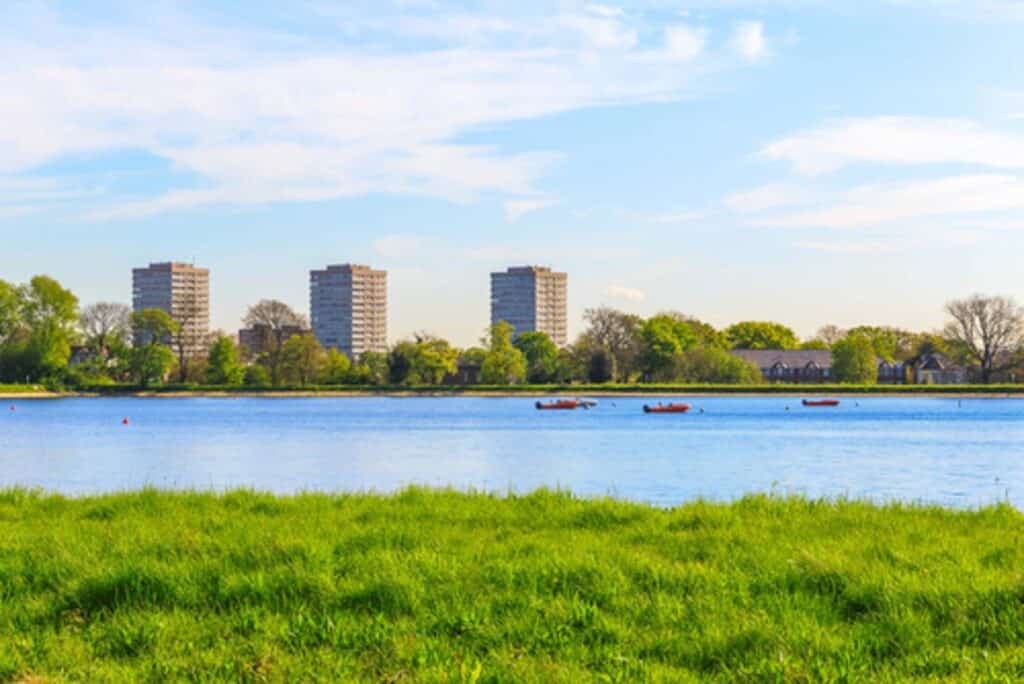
[2,489,1024,682]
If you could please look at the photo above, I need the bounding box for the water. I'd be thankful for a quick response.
[1,397,1022,507]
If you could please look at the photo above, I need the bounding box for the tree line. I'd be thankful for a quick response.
[2,274,1023,387]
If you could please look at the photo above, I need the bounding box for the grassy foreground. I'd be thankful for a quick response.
[2,490,1024,682]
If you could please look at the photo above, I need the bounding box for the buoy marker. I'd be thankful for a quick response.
[122,417,129,425]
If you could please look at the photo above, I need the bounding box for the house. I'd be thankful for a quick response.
[730,350,834,384]
[910,353,965,385]
[729,349,907,384]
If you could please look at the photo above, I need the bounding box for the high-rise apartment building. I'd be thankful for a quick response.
[131,261,210,357]
[310,264,387,358]
[490,266,568,346]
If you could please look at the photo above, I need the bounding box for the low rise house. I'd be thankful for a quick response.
[730,350,907,384]
[910,353,965,385]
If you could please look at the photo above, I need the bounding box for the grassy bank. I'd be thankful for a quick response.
[13,381,1024,397]
[2,490,1024,681]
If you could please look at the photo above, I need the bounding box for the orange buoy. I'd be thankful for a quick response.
[9,405,14,411]
[122,417,130,425]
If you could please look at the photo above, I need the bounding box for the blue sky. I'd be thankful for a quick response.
[2,0,1024,345]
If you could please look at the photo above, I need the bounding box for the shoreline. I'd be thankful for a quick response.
[3,389,1023,399]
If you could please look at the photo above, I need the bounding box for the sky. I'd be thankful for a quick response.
[1,0,1023,346]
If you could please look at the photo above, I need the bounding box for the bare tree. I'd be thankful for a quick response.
[80,302,132,353]
[243,300,307,385]
[815,325,846,346]
[944,294,1024,383]
[581,307,643,382]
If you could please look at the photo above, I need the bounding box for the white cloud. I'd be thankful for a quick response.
[730,21,768,60]
[639,210,708,224]
[763,117,1024,175]
[605,285,646,301]
[0,4,756,219]
[663,25,706,61]
[756,175,1024,229]
[724,184,808,213]
[504,198,560,221]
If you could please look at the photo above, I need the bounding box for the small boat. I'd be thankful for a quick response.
[802,399,840,407]
[643,402,691,414]
[536,399,582,411]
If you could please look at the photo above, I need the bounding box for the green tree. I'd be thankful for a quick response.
[0,280,20,346]
[130,309,178,387]
[320,348,352,385]
[800,338,831,350]
[639,315,700,381]
[581,308,644,381]
[16,276,80,380]
[725,321,799,351]
[481,322,526,385]
[280,334,327,385]
[676,348,763,384]
[244,364,270,386]
[832,335,878,384]
[513,331,559,383]
[357,351,389,385]
[206,334,245,385]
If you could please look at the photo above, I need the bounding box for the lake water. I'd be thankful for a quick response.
[1,397,1022,507]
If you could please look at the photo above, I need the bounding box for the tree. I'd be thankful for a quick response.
[243,300,307,386]
[581,308,643,381]
[676,348,763,384]
[320,348,352,384]
[659,312,728,350]
[388,335,458,385]
[639,315,699,381]
[816,325,846,346]
[944,295,1024,384]
[357,351,389,385]
[513,331,559,383]
[800,339,831,350]
[80,302,132,354]
[832,335,878,384]
[481,322,526,385]
[206,334,244,385]
[845,326,918,362]
[0,280,20,346]
[725,321,798,350]
[244,364,270,386]
[130,309,178,387]
[17,276,80,380]
[280,334,327,386]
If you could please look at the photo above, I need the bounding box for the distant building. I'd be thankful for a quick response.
[310,264,387,358]
[131,261,210,358]
[911,353,965,385]
[730,349,907,384]
[490,266,568,346]
[238,323,311,356]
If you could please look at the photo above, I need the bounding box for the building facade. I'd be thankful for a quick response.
[310,264,387,358]
[729,349,908,385]
[131,262,210,358]
[490,266,568,346]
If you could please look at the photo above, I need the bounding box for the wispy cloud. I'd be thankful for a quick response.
[0,3,756,219]
[763,117,1024,175]
[637,210,708,224]
[730,21,768,60]
[604,285,646,301]
[504,198,560,222]
[724,184,808,213]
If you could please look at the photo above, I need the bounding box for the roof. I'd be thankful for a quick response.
[729,349,834,369]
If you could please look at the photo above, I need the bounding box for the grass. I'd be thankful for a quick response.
[53,381,1024,395]
[0,384,49,395]
[2,489,1024,681]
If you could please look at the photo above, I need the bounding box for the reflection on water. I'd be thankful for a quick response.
[1,397,1022,507]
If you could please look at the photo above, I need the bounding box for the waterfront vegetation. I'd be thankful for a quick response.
[2,488,1024,681]
[3,274,1024,392]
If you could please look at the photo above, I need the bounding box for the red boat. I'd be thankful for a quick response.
[802,399,840,407]
[536,399,584,410]
[643,403,692,414]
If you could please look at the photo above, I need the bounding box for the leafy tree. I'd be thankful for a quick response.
[280,334,327,386]
[0,280,21,346]
[815,325,846,346]
[800,339,831,350]
[17,276,80,380]
[639,315,699,381]
[206,334,245,385]
[659,312,728,350]
[357,351,389,385]
[129,309,178,387]
[581,308,643,381]
[513,331,559,383]
[676,348,763,384]
[832,335,878,384]
[481,322,526,385]
[243,300,307,386]
[725,321,798,351]
[944,295,1024,384]
[244,364,270,386]
[844,326,919,362]
[80,302,132,355]
[320,348,352,385]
